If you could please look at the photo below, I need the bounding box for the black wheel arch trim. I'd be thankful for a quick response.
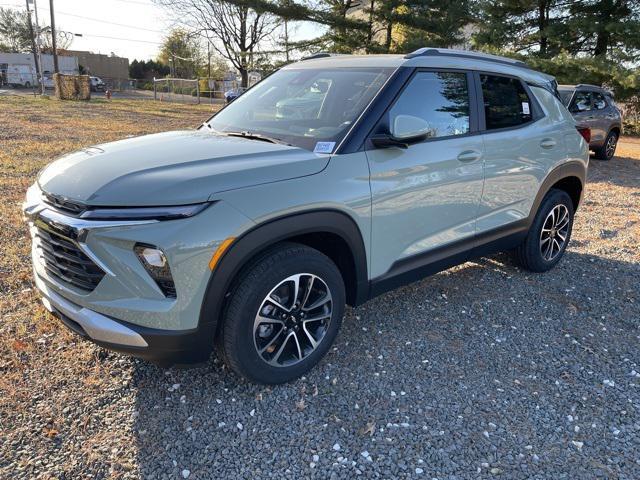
[529,161,586,217]
[199,209,369,334]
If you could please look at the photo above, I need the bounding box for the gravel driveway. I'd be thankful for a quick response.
[1,99,639,479]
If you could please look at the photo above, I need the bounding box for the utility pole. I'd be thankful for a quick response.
[49,0,59,73]
[32,0,45,94]
[25,0,40,86]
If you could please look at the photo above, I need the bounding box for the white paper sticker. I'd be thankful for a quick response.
[522,102,530,115]
[313,142,336,154]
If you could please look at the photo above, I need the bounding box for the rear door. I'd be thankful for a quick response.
[589,91,612,143]
[365,69,485,279]
[569,90,598,141]
[476,73,565,234]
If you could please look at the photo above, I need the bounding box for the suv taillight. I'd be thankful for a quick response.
[576,126,591,143]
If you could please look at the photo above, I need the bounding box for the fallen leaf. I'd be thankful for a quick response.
[359,421,376,436]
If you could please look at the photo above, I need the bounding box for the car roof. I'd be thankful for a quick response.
[559,83,607,91]
[284,48,555,86]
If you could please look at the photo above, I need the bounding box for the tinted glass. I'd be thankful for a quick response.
[388,71,470,139]
[592,92,607,110]
[207,67,394,152]
[559,90,573,106]
[571,91,592,112]
[481,74,533,130]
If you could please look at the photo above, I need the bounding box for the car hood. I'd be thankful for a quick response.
[38,130,330,206]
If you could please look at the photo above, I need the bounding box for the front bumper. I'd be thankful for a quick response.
[23,186,252,364]
[37,273,214,364]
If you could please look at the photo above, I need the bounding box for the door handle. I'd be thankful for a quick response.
[457,150,481,162]
[540,138,556,149]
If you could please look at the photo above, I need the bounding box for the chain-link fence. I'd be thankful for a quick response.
[153,78,201,103]
[197,78,246,104]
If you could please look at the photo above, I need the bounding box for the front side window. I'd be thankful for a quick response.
[207,67,395,152]
[387,71,470,139]
[481,74,533,130]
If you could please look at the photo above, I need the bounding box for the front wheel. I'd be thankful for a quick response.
[514,189,574,272]
[220,243,345,384]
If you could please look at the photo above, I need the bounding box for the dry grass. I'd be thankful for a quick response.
[0,97,217,477]
[0,96,639,478]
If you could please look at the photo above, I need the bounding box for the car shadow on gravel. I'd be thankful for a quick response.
[128,251,640,479]
[588,154,640,189]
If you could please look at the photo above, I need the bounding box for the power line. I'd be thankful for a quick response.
[0,2,165,42]
[78,32,162,45]
[35,8,165,33]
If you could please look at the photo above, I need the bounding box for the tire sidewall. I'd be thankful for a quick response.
[225,248,345,384]
[526,190,574,271]
[605,131,618,160]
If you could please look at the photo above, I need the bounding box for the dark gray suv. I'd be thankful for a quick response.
[559,84,622,160]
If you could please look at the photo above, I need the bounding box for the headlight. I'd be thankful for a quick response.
[134,244,176,298]
[24,183,43,208]
[80,202,211,221]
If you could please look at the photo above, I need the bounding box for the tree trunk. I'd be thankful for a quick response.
[385,21,393,53]
[240,68,249,88]
[366,0,375,52]
[538,0,548,56]
[594,30,609,57]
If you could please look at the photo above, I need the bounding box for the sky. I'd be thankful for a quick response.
[0,0,323,61]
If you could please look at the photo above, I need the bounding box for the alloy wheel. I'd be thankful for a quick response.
[253,273,332,367]
[605,134,617,158]
[539,204,570,261]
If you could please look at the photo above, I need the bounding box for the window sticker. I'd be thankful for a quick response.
[522,102,531,115]
[313,142,336,154]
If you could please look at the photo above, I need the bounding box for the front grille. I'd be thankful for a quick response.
[43,193,86,216]
[35,227,105,292]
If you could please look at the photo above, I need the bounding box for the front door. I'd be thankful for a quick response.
[365,70,485,279]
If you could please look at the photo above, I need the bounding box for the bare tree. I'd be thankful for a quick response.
[155,0,280,87]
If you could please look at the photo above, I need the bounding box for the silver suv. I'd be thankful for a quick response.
[24,49,589,384]
[558,84,622,160]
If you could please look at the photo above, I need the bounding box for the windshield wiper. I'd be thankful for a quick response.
[224,131,292,146]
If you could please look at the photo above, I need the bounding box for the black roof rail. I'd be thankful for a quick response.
[575,83,604,90]
[301,52,333,61]
[404,47,530,69]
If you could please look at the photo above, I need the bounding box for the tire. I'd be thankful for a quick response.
[24,81,31,89]
[220,242,346,384]
[594,130,618,160]
[514,189,574,273]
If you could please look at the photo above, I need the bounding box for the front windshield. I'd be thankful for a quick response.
[207,67,395,152]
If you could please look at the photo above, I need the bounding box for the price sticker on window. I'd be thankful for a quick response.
[522,102,530,115]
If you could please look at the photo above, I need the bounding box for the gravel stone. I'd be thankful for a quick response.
[2,104,640,480]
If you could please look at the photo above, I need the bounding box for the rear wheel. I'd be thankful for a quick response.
[594,130,618,160]
[220,243,345,384]
[514,189,574,272]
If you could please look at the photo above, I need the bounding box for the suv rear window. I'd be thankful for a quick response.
[480,74,533,130]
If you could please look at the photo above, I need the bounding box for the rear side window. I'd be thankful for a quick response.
[480,74,533,130]
[388,71,470,139]
[591,92,608,110]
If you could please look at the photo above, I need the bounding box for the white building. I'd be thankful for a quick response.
[0,52,79,86]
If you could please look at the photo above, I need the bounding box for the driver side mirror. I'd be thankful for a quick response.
[371,115,432,149]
